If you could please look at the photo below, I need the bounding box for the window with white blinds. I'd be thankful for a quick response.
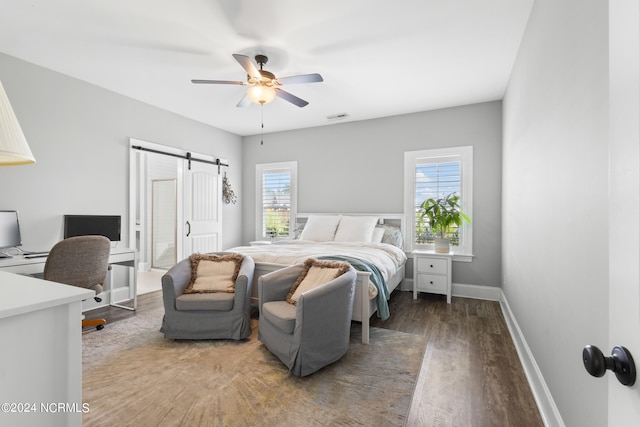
[256,161,297,240]
[404,146,473,255]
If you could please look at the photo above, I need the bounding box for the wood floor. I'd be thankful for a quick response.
[87,290,544,427]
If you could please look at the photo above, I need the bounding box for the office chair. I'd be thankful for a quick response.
[44,235,111,330]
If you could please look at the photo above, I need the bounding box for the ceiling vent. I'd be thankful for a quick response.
[326,113,349,122]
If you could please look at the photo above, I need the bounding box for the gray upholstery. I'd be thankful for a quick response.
[160,253,255,340]
[258,263,357,377]
[44,235,111,329]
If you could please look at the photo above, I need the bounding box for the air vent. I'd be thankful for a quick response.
[327,113,349,121]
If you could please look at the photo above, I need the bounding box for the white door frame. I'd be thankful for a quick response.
[128,138,226,270]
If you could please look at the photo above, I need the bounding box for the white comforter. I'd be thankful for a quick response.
[226,240,407,283]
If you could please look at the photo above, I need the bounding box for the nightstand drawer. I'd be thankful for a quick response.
[416,274,448,292]
[416,257,448,275]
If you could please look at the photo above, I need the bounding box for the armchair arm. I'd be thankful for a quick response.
[232,256,255,310]
[161,258,191,311]
[295,267,357,340]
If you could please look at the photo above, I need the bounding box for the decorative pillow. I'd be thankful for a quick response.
[183,253,244,294]
[381,225,404,249]
[286,258,351,305]
[299,215,341,242]
[333,216,379,242]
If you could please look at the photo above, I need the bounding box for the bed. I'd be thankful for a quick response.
[226,213,407,344]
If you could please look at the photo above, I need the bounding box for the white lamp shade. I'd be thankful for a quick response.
[0,81,35,166]
[247,85,276,105]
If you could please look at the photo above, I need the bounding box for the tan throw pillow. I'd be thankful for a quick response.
[183,253,244,294]
[286,258,350,305]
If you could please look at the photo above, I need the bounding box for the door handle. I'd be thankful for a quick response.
[186,221,191,237]
[582,345,636,386]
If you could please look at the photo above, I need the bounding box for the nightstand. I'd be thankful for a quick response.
[412,250,453,303]
[249,240,272,246]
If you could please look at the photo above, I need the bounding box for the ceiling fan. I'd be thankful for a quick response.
[192,54,323,108]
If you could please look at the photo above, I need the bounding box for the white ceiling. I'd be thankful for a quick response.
[0,0,533,136]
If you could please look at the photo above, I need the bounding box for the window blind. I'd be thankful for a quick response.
[414,159,462,244]
[261,170,291,238]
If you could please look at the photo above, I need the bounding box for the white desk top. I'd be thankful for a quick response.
[0,246,136,268]
[0,271,94,320]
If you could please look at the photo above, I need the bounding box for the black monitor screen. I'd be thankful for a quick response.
[64,215,121,241]
[0,210,22,249]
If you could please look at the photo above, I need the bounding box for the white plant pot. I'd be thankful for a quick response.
[435,237,450,253]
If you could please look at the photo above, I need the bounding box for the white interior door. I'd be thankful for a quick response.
[182,160,222,256]
[608,1,640,424]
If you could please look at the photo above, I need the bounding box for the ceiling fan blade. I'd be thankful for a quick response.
[277,73,324,85]
[275,88,309,107]
[191,79,245,85]
[236,95,252,108]
[232,54,261,80]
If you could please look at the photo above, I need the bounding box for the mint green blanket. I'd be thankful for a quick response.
[318,255,390,320]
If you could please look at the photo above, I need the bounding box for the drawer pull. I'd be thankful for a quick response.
[430,264,434,268]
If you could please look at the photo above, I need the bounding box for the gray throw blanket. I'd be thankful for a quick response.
[318,255,390,320]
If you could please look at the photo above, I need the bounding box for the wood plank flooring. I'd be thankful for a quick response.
[370,291,544,427]
[87,289,543,427]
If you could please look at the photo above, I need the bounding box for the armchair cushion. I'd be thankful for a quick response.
[184,253,244,294]
[286,258,350,304]
[176,292,235,311]
[262,301,297,333]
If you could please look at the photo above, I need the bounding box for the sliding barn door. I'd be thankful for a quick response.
[182,160,222,255]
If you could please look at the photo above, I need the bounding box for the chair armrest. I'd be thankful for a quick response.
[295,267,357,336]
[232,256,255,309]
[161,259,191,310]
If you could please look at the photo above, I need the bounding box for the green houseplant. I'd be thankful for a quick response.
[417,192,471,253]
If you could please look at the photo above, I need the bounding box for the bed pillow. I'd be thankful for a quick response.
[183,253,244,294]
[371,226,385,243]
[299,215,341,241]
[286,258,351,305]
[334,215,379,242]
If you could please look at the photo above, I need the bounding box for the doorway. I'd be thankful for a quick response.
[129,139,223,295]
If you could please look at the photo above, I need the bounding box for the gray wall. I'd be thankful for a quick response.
[0,52,244,252]
[241,101,502,287]
[502,0,608,425]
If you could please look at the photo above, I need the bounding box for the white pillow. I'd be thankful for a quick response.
[371,226,385,243]
[334,216,379,242]
[299,215,341,241]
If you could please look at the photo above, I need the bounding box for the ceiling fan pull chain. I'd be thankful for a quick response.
[261,104,264,145]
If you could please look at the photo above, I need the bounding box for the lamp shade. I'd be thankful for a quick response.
[0,81,35,166]
[247,85,276,105]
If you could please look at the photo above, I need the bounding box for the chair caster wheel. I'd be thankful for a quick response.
[96,324,104,331]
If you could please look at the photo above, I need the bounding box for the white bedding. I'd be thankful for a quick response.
[227,240,407,297]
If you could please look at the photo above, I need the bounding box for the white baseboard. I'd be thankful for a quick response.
[452,282,502,300]
[401,279,502,301]
[499,291,565,427]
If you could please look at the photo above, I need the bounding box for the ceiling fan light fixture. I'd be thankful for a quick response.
[247,85,276,105]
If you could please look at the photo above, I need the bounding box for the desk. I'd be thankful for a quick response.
[0,247,138,311]
[0,270,93,427]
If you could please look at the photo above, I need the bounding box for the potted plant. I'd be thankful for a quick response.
[417,192,471,253]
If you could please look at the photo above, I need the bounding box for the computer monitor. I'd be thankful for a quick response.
[63,215,121,242]
[0,211,22,257]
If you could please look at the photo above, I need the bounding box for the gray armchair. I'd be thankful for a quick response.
[258,263,357,377]
[160,253,255,340]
